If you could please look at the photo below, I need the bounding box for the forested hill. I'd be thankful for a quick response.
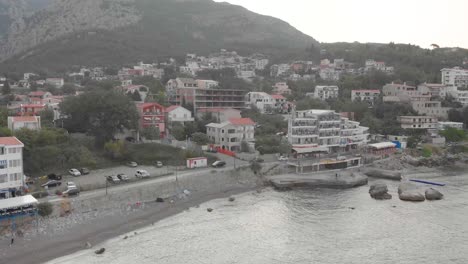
[0,0,317,72]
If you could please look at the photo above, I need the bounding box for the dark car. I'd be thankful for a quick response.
[41,180,62,188]
[211,161,226,168]
[47,173,62,181]
[106,175,121,184]
[79,168,90,175]
[117,173,130,182]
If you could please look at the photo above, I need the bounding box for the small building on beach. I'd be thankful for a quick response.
[368,142,397,156]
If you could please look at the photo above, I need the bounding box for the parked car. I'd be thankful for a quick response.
[47,173,62,181]
[278,156,288,161]
[69,169,81,177]
[117,173,130,182]
[211,161,226,168]
[63,188,80,197]
[41,180,62,188]
[126,161,138,167]
[135,170,150,178]
[67,182,77,189]
[79,168,90,175]
[155,161,164,168]
[106,175,121,184]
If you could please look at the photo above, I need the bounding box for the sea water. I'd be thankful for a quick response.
[47,171,468,264]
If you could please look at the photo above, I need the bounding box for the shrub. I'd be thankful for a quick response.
[422,147,432,158]
[37,202,54,217]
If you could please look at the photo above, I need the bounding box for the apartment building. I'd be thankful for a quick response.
[272,82,292,95]
[319,68,340,81]
[398,116,438,129]
[441,67,468,88]
[45,78,64,88]
[411,101,450,119]
[351,90,380,105]
[167,78,246,114]
[136,103,166,138]
[382,82,420,101]
[437,122,464,130]
[288,109,369,154]
[417,83,457,98]
[312,86,339,101]
[448,90,468,105]
[0,137,24,198]
[206,118,255,152]
[245,92,274,113]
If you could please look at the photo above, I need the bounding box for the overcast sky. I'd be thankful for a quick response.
[214,0,468,49]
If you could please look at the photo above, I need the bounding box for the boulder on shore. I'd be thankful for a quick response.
[398,182,426,202]
[364,169,402,181]
[369,182,392,200]
[156,197,164,203]
[425,188,444,200]
[95,248,105,254]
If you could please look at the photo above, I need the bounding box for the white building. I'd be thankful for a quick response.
[254,59,269,70]
[417,83,457,98]
[165,105,194,124]
[288,109,369,153]
[7,116,41,131]
[273,82,292,95]
[411,101,450,119]
[382,82,425,102]
[398,116,438,129]
[0,137,24,199]
[206,118,255,152]
[313,86,339,101]
[351,90,380,105]
[441,67,468,88]
[45,78,64,88]
[448,89,468,105]
[245,92,274,113]
[437,122,464,130]
[319,67,340,81]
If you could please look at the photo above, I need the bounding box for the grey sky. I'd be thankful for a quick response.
[215,0,468,49]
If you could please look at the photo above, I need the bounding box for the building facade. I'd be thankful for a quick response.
[351,90,381,105]
[8,116,41,131]
[136,103,166,138]
[441,67,468,88]
[245,92,274,113]
[313,86,339,101]
[206,118,255,152]
[0,137,24,199]
[411,101,450,119]
[288,109,369,154]
[165,105,194,124]
[398,116,438,129]
[437,122,464,130]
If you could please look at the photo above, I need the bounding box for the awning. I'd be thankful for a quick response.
[292,146,329,154]
[368,142,396,150]
[0,195,38,210]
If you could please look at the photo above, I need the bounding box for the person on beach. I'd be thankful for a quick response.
[10,236,14,247]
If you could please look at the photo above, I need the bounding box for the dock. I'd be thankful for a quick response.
[268,171,368,189]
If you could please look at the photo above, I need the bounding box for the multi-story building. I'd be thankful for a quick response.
[245,92,274,113]
[254,59,269,70]
[351,90,381,105]
[319,67,340,81]
[441,67,468,88]
[8,116,41,131]
[197,80,219,89]
[167,78,246,115]
[437,121,464,130]
[165,105,194,124]
[448,90,468,105]
[417,83,457,98]
[411,101,450,119]
[45,78,64,88]
[196,108,242,123]
[136,103,166,138]
[0,137,24,198]
[288,109,369,154]
[272,82,292,95]
[206,118,255,152]
[398,116,438,129]
[313,86,339,101]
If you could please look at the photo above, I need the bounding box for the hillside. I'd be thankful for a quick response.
[0,0,318,72]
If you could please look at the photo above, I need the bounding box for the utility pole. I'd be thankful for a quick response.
[105,177,108,195]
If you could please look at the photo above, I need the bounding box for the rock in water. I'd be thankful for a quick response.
[95,248,105,254]
[156,197,164,203]
[228,197,235,202]
[207,208,213,212]
[369,182,392,200]
[399,192,426,202]
[425,188,443,200]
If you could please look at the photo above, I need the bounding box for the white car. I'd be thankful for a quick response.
[67,182,77,189]
[135,170,150,178]
[69,169,81,177]
[278,156,289,161]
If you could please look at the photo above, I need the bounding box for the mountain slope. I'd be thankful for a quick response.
[0,0,318,72]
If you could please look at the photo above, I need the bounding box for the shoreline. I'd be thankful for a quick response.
[1,185,256,264]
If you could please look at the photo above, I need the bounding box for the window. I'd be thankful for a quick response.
[9,173,21,181]
[8,160,21,168]
[0,174,7,183]
[0,147,4,155]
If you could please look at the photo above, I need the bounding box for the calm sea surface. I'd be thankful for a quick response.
[48,170,468,264]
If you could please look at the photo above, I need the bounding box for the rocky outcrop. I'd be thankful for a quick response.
[369,182,392,200]
[364,169,402,181]
[398,182,425,202]
[425,188,443,200]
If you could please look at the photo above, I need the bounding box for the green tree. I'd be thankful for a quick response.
[191,132,209,145]
[2,78,10,95]
[104,140,128,160]
[60,90,139,146]
[439,128,467,142]
[39,108,55,128]
[0,107,8,127]
[130,90,142,101]
[250,160,262,175]
[406,135,420,149]
[240,140,250,153]
[141,126,160,140]
[0,127,12,137]
[37,202,53,217]
[171,123,186,141]
[62,83,76,95]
